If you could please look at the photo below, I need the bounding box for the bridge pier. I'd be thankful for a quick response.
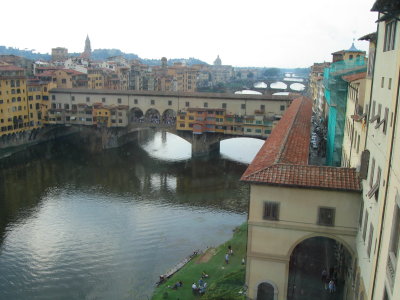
[191,133,221,157]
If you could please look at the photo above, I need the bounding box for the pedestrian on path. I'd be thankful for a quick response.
[328,280,335,294]
[225,253,229,264]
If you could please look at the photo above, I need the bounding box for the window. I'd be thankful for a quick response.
[151,99,155,105]
[86,97,90,103]
[318,207,335,226]
[367,167,381,200]
[179,123,185,128]
[358,202,364,229]
[241,104,246,109]
[260,104,265,111]
[118,119,122,123]
[369,158,375,187]
[381,77,385,88]
[64,104,69,109]
[52,95,56,100]
[246,128,252,132]
[71,96,75,101]
[367,224,374,258]
[388,78,392,90]
[168,100,172,106]
[204,102,208,108]
[263,202,279,220]
[363,211,369,242]
[189,116,194,120]
[62,79,67,84]
[389,200,400,261]
[134,99,138,104]
[384,20,397,52]
[102,97,106,103]
[222,103,227,109]
[280,105,285,111]
[118,98,122,104]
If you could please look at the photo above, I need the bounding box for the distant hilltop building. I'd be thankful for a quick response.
[213,55,222,66]
[51,47,68,61]
[81,35,92,59]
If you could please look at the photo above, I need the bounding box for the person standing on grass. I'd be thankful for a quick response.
[225,253,229,264]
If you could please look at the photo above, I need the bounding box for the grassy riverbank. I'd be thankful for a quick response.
[151,223,247,300]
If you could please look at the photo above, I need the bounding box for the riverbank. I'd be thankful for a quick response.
[151,223,248,300]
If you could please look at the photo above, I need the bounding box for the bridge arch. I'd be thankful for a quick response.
[129,107,144,123]
[145,108,161,123]
[161,109,176,125]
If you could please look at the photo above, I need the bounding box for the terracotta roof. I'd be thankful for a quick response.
[0,65,24,71]
[241,96,361,192]
[342,72,367,82]
[242,164,361,191]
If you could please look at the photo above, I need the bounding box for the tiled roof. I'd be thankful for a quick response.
[0,65,24,71]
[242,164,361,192]
[241,96,361,192]
[342,72,367,82]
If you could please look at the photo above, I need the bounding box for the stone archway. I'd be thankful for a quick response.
[161,109,176,125]
[129,108,144,123]
[287,236,353,300]
[145,108,161,124]
[256,280,278,300]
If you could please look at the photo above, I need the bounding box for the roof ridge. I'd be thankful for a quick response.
[274,97,304,164]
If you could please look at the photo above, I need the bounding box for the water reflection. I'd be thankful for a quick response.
[0,131,252,300]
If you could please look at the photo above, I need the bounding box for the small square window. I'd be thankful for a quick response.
[280,105,285,111]
[168,100,172,106]
[86,97,90,103]
[222,103,227,109]
[118,98,122,104]
[185,102,190,107]
[204,102,208,108]
[134,99,138,104]
[263,202,279,220]
[151,99,155,105]
[52,95,56,100]
[318,207,335,226]
[241,104,246,109]
[102,98,106,103]
[71,96,75,101]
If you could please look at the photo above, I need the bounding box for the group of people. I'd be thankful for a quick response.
[192,272,209,294]
[321,268,337,294]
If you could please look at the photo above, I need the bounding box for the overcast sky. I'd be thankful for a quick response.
[2,0,378,68]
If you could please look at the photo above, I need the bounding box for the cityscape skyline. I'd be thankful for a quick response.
[2,0,377,68]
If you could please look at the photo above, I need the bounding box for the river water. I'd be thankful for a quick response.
[0,131,263,300]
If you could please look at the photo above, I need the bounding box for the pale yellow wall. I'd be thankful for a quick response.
[246,184,360,299]
[357,14,400,300]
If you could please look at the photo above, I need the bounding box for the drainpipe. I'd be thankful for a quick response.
[370,62,400,300]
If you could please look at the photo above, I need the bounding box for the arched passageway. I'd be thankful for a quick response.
[128,108,144,123]
[257,282,276,300]
[287,236,352,300]
[161,109,176,125]
[145,108,161,124]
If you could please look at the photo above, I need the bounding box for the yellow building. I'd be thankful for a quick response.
[0,65,29,136]
[88,68,105,89]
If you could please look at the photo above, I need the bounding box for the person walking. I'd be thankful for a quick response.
[225,253,229,264]
[328,280,335,294]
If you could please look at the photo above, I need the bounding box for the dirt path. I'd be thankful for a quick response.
[196,248,216,263]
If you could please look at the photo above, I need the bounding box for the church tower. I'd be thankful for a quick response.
[82,35,92,59]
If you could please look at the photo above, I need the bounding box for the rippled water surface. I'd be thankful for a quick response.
[0,131,262,300]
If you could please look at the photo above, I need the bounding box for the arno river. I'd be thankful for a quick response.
[0,131,263,300]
